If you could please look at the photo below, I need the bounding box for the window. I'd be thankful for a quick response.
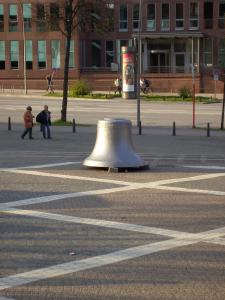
[218,39,225,67]
[147,4,155,31]
[0,41,5,69]
[106,41,114,67]
[119,5,128,31]
[0,5,4,32]
[190,2,198,29]
[133,4,139,31]
[38,40,46,69]
[68,40,75,68]
[9,4,18,32]
[91,40,101,67]
[10,41,19,69]
[23,3,32,32]
[176,3,184,29]
[203,38,213,66]
[50,3,59,31]
[106,3,114,31]
[51,40,61,68]
[36,3,46,32]
[204,1,213,29]
[161,3,170,31]
[219,1,225,29]
[174,40,186,73]
[25,40,33,69]
[91,6,101,32]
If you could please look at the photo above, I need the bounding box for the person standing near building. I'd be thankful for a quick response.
[114,77,122,95]
[36,105,52,139]
[21,106,34,139]
[46,73,54,93]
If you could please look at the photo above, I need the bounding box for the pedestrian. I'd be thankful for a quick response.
[114,77,122,95]
[21,106,34,139]
[36,105,52,139]
[46,73,54,93]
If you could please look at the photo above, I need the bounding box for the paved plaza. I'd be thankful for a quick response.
[0,114,225,299]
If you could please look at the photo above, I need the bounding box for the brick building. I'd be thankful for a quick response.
[0,0,225,92]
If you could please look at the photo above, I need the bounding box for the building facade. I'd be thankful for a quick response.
[0,0,225,92]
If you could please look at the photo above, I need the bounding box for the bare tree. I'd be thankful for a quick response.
[38,0,110,122]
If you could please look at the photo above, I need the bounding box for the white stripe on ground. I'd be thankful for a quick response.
[1,169,135,186]
[144,173,225,186]
[2,168,225,189]
[1,208,193,239]
[19,162,82,169]
[0,225,225,291]
[0,186,138,210]
[209,238,225,246]
[182,165,225,170]
[155,185,225,196]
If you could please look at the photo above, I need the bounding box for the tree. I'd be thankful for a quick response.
[41,0,109,122]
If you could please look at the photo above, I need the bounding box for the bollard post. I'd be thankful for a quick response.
[172,121,176,136]
[207,122,210,137]
[138,121,142,135]
[72,118,76,133]
[8,117,12,131]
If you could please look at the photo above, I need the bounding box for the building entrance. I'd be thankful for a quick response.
[149,50,170,73]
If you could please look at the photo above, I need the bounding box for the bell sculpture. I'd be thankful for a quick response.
[83,118,148,170]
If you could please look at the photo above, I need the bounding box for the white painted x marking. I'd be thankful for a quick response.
[0,162,224,292]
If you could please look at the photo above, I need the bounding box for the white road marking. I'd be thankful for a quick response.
[0,161,225,292]
[2,169,225,195]
[155,185,225,196]
[0,186,138,210]
[1,169,135,186]
[1,208,194,239]
[0,297,16,300]
[209,238,225,246]
[0,225,224,291]
[19,162,82,169]
[182,165,225,170]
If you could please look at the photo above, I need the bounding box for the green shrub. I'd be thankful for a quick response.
[69,80,91,96]
[179,86,192,99]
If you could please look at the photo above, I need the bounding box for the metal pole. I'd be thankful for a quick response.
[137,0,142,132]
[221,78,225,130]
[192,37,196,129]
[20,3,27,95]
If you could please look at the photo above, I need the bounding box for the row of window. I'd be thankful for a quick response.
[1,2,225,33]
[1,38,225,71]
[120,1,225,32]
[0,40,75,70]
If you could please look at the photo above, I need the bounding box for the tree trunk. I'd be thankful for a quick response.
[61,32,72,122]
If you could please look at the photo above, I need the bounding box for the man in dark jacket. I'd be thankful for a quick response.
[37,105,52,139]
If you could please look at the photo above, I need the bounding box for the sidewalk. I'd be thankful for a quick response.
[0,89,223,100]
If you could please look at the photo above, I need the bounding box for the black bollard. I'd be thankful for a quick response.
[172,121,176,136]
[138,121,142,135]
[72,118,76,133]
[8,117,11,131]
[207,122,210,137]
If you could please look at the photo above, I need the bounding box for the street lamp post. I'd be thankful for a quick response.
[191,37,196,129]
[137,0,142,133]
[20,2,27,95]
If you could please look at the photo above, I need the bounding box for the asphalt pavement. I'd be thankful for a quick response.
[0,95,225,300]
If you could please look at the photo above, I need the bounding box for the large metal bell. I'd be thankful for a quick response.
[83,118,148,169]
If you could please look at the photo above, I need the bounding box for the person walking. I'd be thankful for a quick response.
[36,105,52,139]
[114,77,122,95]
[46,73,54,93]
[21,106,34,139]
